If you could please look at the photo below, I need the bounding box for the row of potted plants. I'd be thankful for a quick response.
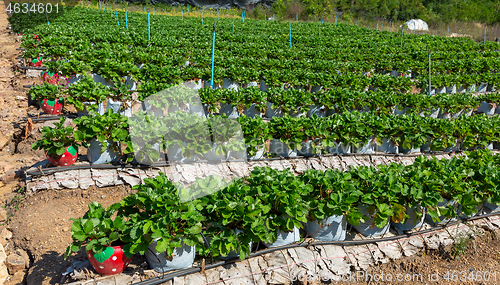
[65,150,500,275]
[29,76,134,116]
[29,77,500,120]
[32,110,500,166]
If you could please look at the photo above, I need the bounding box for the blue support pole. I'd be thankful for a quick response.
[296,14,298,20]
[116,12,119,25]
[428,49,431,96]
[165,8,166,17]
[111,6,112,16]
[335,15,337,26]
[148,12,151,41]
[126,11,128,29]
[153,5,154,15]
[202,10,203,25]
[289,21,292,48]
[28,3,30,16]
[232,15,234,33]
[318,21,320,36]
[242,12,244,22]
[210,24,216,88]
[182,9,183,20]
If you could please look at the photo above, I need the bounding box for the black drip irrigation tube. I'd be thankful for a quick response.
[127,212,500,285]
[25,151,460,177]
[17,65,46,70]
[22,114,78,123]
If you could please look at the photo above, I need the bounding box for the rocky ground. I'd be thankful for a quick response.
[0,6,132,285]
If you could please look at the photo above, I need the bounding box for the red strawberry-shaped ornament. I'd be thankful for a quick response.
[46,145,78,167]
[87,244,134,275]
[40,98,63,115]
[42,71,59,85]
[28,57,42,67]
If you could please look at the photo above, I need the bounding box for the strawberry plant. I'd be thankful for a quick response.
[31,117,80,160]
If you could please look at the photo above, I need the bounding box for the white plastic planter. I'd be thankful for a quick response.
[219,103,239,119]
[288,108,306,118]
[93,74,113,87]
[67,74,83,86]
[484,202,500,212]
[260,80,268,92]
[478,101,496,115]
[466,84,476,93]
[265,101,283,118]
[143,101,164,117]
[264,226,300,248]
[311,85,323,93]
[443,140,458,152]
[325,142,351,154]
[353,138,376,154]
[351,205,390,237]
[166,143,185,163]
[390,70,399,77]
[269,139,297,157]
[124,75,137,90]
[188,102,208,118]
[297,140,316,157]
[242,104,263,118]
[487,84,497,92]
[447,85,457,94]
[462,109,473,117]
[168,105,189,114]
[106,98,132,117]
[184,79,203,90]
[223,78,238,91]
[77,102,104,117]
[133,143,163,165]
[87,140,120,165]
[377,138,398,154]
[419,108,440,118]
[203,81,220,89]
[457,85,466,93]
[246,81,258,88]
[425,199,458,226]
[420,136,432,153]
[399,145,421,154]
[494,143,500,151]
[436,87,447,94]
[391,206,426,232]
[306,215,347,241]
[478,83,488,93]
[393,106,409,115]
[439,109,462,119]
[246,146,265,160]
[145,240,195,273]
[203,143,228,162]
[219,229,253,260]
[307,105,326,117]
[458,203,485,219]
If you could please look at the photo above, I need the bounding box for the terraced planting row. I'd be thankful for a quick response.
[65,150,500,274]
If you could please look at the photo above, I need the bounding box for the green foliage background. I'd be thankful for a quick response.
[270,0,500,24]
